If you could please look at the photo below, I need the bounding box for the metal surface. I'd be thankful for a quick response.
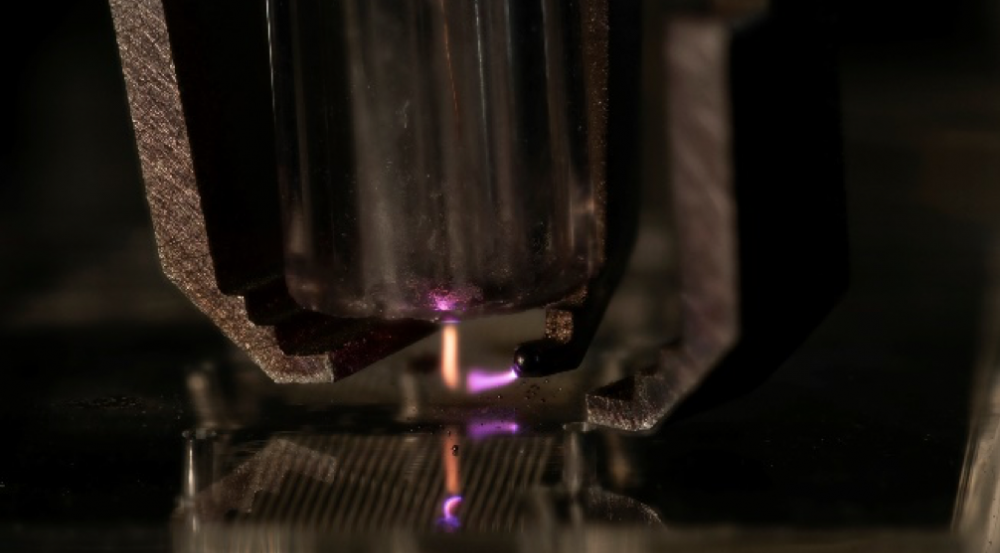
[178,434,557,532]
[109,0,436,384]
[109,0,330,383]
[586,17,737,431]
[5,0,999,547]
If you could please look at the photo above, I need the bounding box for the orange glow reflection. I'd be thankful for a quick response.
[443,430,460,495]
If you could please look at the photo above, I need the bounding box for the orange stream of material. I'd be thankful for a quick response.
[441,323,461,391]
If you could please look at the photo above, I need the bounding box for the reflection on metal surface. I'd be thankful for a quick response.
[172,420,673,550]
[439,495,463,531]
[442,428,461,498]
[466,420,519,440]
[175,433,556,535]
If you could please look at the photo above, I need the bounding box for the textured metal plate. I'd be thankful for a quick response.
[109,0,333,383]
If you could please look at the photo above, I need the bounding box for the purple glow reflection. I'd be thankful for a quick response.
[438,495,462,530]
[467,420,519,439]
[466,367,518,393]
[442,495,462,518]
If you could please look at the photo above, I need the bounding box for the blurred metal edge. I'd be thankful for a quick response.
[107,0,334,383]
[585,16,739,432]
[168,523,958,553]
[952,237,1000,552]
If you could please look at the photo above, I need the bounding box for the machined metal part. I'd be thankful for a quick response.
[173,423,661,548]
[586,15,738,432]
[586,1,847,431]
[177,433,557,532]
[109,0,435,383]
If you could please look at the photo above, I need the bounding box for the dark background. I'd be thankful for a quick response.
[1,0,999,541]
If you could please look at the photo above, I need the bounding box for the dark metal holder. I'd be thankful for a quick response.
[108,0,844,431]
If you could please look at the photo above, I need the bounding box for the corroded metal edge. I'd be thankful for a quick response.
[108,0,333,383]
[586,17,739,432]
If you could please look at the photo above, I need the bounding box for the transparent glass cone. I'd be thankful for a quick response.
[269,0,604,320]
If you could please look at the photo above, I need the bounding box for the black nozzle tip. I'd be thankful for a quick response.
[513,340,561,378]
[512,349,534,378]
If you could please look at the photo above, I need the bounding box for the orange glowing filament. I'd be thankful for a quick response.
[441,323,461,391]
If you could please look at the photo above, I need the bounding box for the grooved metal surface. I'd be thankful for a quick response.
[108,0,333,383]
[184,435,555,533]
